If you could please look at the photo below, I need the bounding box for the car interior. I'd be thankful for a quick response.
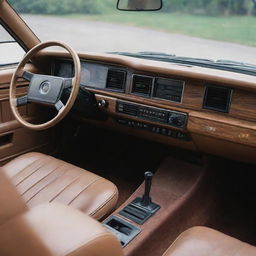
[0,0,256,255]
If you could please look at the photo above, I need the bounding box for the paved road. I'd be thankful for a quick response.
[17,15,256,65]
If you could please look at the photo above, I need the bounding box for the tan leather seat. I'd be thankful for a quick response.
[0,170,123,256]
[163,226,256,256]
[2,152,118,220]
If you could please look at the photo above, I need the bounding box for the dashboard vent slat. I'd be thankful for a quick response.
[153,78,184,103]
[132,75,153,96]
[203,85,232,113]
[106,69,126,91]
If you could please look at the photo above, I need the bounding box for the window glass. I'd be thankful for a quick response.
[0,24,25,66]
[8,0,256,67]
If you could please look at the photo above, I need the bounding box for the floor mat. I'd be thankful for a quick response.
[206,160,256,245]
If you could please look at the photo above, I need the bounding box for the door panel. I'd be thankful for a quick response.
[0,66,56,165]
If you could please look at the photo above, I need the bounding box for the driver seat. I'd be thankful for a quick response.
[1,152,118,220]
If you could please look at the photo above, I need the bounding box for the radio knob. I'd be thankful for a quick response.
[169,114,185,127]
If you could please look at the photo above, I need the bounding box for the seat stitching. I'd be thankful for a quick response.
[21,162,66,196]
[90,194,118,219]
[89,184,118,218]
[26,163,73,203]
[67,177,102,206]
[49,171,84,203]
[11,154,46,177]
[14,155,51,186]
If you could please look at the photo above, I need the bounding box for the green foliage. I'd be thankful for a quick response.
[8,0,256,16]
[162,0,255,16]
[8,0,114,15]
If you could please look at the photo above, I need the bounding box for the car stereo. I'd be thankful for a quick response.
[116,101,187,129]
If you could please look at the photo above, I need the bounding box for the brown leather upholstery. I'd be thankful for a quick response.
[163,226,256,256]
[0,203,124,256]
[0,167,123,256]
[0,169,27,225]
[2,152,118,220]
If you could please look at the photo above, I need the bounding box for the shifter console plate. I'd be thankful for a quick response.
[119,197,160,225]
[103,216,140,247]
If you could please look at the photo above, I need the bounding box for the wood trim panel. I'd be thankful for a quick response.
[231,89,256,121]
[188,114,256,148]
[89,84,256,123]
[48,56,255,122]
[37,51,256,91]
[93,93,256,148]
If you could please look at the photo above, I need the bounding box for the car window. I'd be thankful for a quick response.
[7,0,256,75]
[0,24,25,66]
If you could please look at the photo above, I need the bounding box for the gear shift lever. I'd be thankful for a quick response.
[141,171,153,206]
[119,170,160,224]
[137,171,160,212]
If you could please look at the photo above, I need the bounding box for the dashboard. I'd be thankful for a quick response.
[50,53,256,164]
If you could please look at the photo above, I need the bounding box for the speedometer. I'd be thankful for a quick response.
[80,62,108,89]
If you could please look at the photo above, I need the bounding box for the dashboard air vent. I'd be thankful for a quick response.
[106,69,126,91]
[153,78,184,103]
[132,75,153,96]
[203,85,232,113]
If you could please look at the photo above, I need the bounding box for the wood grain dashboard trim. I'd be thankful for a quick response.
[88,85,256,122]
[19,51,256,163]
[46,54,256,122]
[94,94,256,148]
[37,51,256,92]
[189,115,256,148]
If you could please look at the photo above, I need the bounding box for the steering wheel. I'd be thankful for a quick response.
[9,41,81,131]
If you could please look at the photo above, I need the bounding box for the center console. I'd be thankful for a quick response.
[103,171,160,247]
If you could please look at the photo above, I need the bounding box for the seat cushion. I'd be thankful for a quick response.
[0,203,124,256]
[163,226,256,256]
[2,152,118,220]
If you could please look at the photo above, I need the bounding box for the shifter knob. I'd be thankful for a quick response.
[145,171,153,179]
[141,171,153,207]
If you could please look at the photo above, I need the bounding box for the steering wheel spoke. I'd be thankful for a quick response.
[55,100,65,112]
[63,78,73,89]
[16,95,28,107]
[22,71,34,81]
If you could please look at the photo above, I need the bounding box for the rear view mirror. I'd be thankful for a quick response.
[117,0,162,11]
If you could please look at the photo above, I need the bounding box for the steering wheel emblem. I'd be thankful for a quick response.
[39,81,51,94]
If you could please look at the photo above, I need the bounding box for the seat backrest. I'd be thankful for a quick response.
[163,226,256,256]
[0,169,27,226]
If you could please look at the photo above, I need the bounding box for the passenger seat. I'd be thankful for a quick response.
[163,226,256,256]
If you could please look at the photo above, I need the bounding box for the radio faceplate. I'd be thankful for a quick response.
[116,101,188,129]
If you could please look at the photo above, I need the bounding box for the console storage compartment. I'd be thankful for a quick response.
[103,216,140,247]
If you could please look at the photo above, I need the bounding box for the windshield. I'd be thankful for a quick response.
[8,0,256,69]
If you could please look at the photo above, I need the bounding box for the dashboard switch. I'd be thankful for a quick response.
[98,99,108,108]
